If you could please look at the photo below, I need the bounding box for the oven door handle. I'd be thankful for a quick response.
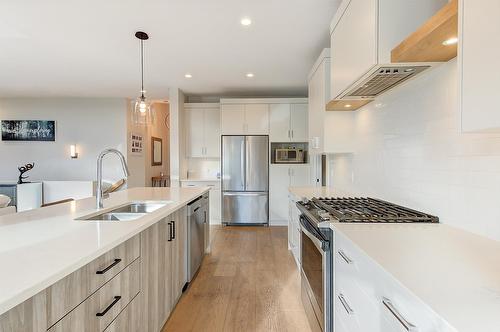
[300,216,329,252]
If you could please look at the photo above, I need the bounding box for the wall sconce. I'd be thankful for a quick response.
[70,144,78,159]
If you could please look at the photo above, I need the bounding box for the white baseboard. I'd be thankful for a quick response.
[269,220,288,226]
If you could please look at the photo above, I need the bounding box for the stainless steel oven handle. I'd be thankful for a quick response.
[299,216,324,251]
[338,249,353,264]
[382,297,417,332]
[338,293,354,315]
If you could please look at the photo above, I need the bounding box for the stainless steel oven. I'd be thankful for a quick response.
[300,214,333,332]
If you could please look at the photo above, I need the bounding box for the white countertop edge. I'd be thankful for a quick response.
[0,187,209,315]
[180,178,220,182]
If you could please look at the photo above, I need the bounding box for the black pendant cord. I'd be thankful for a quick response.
[140,39,144,98]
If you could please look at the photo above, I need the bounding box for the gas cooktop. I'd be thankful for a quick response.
[297,197,439,225]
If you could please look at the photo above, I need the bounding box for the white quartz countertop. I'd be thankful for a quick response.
[0,187,209,315]
[332,223,500,332]
[180,178,220,182]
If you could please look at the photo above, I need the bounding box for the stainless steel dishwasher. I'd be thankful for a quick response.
[187,193,208,282]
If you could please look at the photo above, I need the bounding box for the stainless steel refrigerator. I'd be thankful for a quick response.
[221,135,269,225]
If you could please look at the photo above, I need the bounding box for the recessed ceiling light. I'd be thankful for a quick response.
[246,73,254,78]
[184,73,192,78]
[344,104,352,108]
[442,37,458,46]
[241,17,252,26]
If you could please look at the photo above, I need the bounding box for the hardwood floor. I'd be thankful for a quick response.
[162,226,311,332]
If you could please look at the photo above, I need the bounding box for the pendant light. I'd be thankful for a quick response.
[132,31,155,125]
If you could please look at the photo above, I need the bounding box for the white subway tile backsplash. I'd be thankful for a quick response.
[330,59,500,241]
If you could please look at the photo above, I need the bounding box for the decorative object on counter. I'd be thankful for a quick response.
[1,120,55,141]
[130,133,143,155]
[152,175,169,187]
[151,137,162,166]
[132,31,155,126]
[0,194,11,208]
[17,162,35,184]
[70,144,78,159]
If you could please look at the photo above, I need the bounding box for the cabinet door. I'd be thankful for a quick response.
[330,0,377,98]
[269,104,291,141]
[185,108,205,157]
[209,188,221,224]
[289,165,310,187]
[204,108,221,157]
[140,220,172,332]
[269,165,290,223]
[245,104,269,134]
[290,104,308,142]
[308,58,328,152]
[221,104,245,135]
[103,294,141,332]
[461,0,500,132]
[171,208,187,305]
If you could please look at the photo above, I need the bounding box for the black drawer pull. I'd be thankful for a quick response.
[172,220,176,239]
[96,259,122,275]
[96,296,121,317]
[168,222,172,241]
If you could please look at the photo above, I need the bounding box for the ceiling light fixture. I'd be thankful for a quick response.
[246,73,254,78]
[344,104,352,108]
[442,37,458,46]
[185,73,193,78]
[132,31,155,126]
[241,17,252,26]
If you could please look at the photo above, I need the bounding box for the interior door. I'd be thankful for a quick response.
[222,136,245,191]
[245,135,269,191]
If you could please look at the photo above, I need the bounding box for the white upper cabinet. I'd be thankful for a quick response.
[460,0,500,132]
[269,104,290,141]
[221,104,245,135]
[245,104,269,135]
[220,99,307,137]
[269,102,308,142]
[330,0,377,99]
[308,49,354,154]
[185,103,220,158]
[290,104,308,141]
[329,0,446,101]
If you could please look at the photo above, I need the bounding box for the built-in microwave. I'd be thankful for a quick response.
[275,148,305,163]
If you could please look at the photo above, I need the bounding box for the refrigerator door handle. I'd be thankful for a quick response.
[240,140,245,189]
[223,192,268,196]
[245,137,249,188]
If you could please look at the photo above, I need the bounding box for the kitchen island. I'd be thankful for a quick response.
[0,187,209,332]
[289,186,500,332]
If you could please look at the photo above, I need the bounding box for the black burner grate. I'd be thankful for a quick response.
[311,197,439,223]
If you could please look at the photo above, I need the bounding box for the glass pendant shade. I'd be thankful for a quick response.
[133,95,155,125]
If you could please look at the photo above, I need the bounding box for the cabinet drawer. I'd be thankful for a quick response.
[46,235,140,327]
[104,293,141,332]
[48,258,140,332]
[334,231,455,332]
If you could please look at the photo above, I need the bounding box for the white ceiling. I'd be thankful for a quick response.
[0,0,340,99]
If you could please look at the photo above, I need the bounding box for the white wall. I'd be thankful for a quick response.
[0,98,128,183]
[330,59,500,242]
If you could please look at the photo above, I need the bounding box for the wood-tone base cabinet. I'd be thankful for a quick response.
[0,206,190,332]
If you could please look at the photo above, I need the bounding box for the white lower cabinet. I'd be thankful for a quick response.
[287,194,301,267]
[270,165,310,224]
[181,180,220,225]
[333,230,456,332]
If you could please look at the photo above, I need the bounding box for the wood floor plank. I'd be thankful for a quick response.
[162,226,312,332]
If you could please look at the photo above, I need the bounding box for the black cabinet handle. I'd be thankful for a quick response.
[96,296,121,317]
[172,220,176,239]
[96,259,122,275]
[204,211,207,224]
[168,222,172,241]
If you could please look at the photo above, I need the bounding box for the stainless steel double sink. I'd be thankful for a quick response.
[77,201,172,222]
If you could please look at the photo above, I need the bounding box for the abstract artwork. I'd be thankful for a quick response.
[1,120,56,141]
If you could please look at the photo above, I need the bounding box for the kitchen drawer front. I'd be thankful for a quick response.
[334,230,455,332]
[48,258,140,332]
[182,181,220,189]
[103,293,141,332]
[46,235,140,327]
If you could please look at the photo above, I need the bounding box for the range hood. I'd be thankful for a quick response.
[326,0,449,111]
